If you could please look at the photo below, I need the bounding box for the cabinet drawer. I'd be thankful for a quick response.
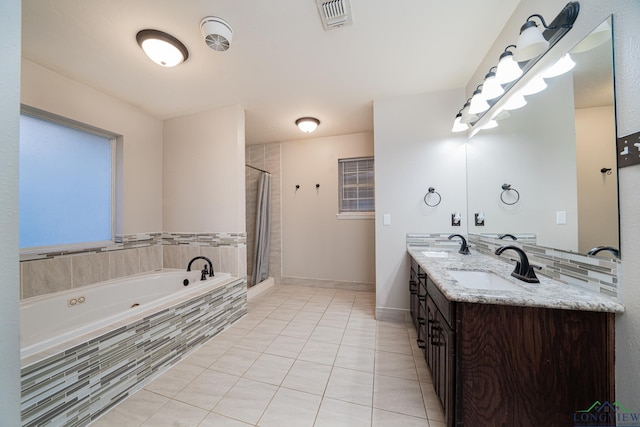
[427,276,455,328]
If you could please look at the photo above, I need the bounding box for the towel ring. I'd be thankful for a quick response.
[500,184,520,205]
[424,187,442,207]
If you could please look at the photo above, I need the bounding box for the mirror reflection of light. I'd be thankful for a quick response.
[502,92,528,110]
[520,75,548,96]
[480,119,499,130]
[543,53,576,78]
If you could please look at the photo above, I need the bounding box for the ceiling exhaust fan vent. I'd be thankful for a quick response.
[200,16,233,51]
[316,0,353,31]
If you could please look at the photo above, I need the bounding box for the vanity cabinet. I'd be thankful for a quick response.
[409,258,615,427]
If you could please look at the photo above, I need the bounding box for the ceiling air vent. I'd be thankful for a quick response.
[316,0,353,31]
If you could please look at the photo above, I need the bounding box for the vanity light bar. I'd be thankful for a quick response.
[453,1,580,135]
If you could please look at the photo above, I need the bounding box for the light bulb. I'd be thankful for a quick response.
[515,21,549,62]
[469,89,490,115]
[451,114,468,133]
[482,71,505,100]
[496,50,523,84]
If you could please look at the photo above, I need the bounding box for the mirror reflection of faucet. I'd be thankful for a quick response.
[620,146,629,155]
[475,212,485,226]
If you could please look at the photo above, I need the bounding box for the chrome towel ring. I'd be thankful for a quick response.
[500,183,520,205]
[424,187,442,207]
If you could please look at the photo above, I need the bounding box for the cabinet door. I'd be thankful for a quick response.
[409,265,418,328]
[425,296,437,373]
[436,311,455,427]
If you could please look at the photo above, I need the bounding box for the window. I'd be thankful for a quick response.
[19,108,115,249]
[338,157,375,214]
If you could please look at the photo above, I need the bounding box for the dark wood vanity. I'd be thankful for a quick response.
[410,257,616,427]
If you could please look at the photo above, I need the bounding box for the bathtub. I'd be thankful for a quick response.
[21,269,247,427]
[21,269,229,358]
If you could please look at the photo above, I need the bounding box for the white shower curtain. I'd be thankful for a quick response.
[251,172,271,286]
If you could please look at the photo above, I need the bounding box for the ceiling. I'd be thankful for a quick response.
[21,0,520,145]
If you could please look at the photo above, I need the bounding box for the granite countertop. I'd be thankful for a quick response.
[407,246,625,313]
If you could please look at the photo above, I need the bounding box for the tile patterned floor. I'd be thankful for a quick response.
[91,285,445,426]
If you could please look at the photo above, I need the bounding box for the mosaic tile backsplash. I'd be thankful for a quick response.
[20,277,247,427]
[20,232,247,300]
[407,233,620,298]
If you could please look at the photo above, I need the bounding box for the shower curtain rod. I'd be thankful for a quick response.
[245,164,271,174]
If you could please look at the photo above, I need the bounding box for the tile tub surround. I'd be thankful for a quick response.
[20,232,247,300]
[21,277,247,427]
[407,246,624,313]
[90,285,446,427]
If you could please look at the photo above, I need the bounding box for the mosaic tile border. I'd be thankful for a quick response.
[407,233,620,298]
[162,231,247,248]
[20,278,247,427]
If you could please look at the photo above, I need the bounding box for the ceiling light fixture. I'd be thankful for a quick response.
[136,29,189,67]
[296,117,320,133]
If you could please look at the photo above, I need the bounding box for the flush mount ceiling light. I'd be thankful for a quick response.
[136,29,189,67]
[496,45,523,84]
[296,117,320,133]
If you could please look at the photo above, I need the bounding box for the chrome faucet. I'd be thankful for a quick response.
[498,233,517,240]
[448,234,470,255]
[187,256,215,280]
[495,245,540,283]
[587,246,619,258]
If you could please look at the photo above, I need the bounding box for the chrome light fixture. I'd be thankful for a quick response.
[495,45,523,84]
[481,67,505,101]
[451,110,469,133]
[296,117,320,133]
[136,29,189,67]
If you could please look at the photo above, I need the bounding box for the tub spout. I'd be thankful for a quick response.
[187,256,215,278]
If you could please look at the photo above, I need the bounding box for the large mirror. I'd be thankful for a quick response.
[466,17,619,256]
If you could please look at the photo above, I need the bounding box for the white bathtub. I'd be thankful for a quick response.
[20,269,231,359]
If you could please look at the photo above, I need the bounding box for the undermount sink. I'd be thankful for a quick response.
[421,251,449,258]
[447,270,523,292]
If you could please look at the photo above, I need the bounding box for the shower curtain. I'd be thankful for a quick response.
[251,172,271,286]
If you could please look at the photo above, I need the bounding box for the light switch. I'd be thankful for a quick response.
[383,214,391,226]
[556,211,567,225]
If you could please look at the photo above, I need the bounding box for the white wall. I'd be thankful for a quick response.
[374,89,467,320]
[21,60,163,234]
[466,0,640,410]
[0,0,21,423]
[467,73,578,251]
[163,105,246,233]
[575,105,618,253]
[281,132,375,284]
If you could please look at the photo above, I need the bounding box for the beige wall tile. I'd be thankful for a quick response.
[140,245,162,272]
[220,246,239,276]
[109,248,140,279]
[163,245,181,269]
[181,245,202,271]
[72,252,109,288]
[22,257,72,299]
[200,247,221,275]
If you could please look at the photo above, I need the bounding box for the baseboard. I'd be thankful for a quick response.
[279,276,375,292]
[247,277,275,300]
[376,307,410,323]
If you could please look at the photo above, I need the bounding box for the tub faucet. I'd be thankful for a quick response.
[494,245,540,283]
[448,234,470,255]
[187,256,215,279]
[498,233,517,240]
[587,246,619,258]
